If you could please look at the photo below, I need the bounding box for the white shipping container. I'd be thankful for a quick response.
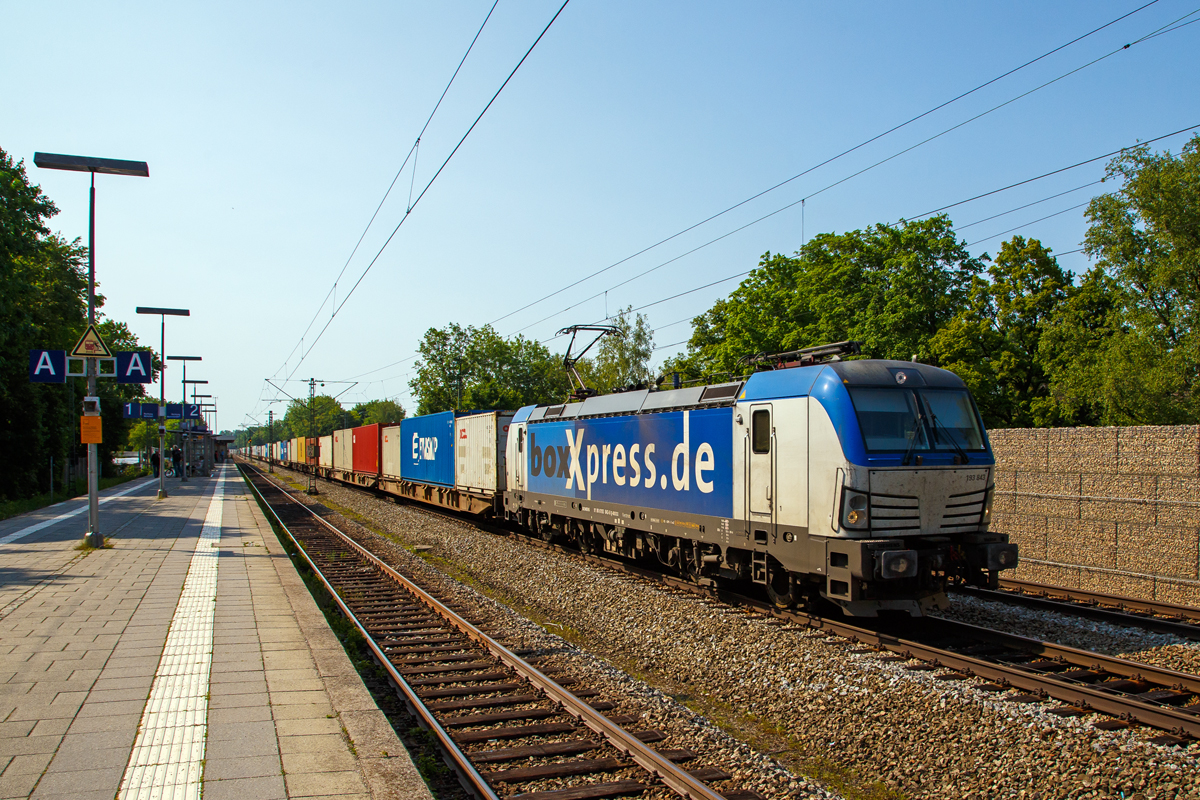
[333,428,353,470]
[455,412,514,494]
[381,425,403,478]
[291,437,301,463]
[319,435,333,467]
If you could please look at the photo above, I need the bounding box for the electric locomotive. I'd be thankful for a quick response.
[503,342,1016,617]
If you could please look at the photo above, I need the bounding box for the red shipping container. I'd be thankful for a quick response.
[351,423,382,476]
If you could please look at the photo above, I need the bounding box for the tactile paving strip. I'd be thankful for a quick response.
[117,473,226,800]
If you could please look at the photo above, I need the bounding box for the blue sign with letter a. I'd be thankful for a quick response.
[29,350,66,384]
[116,351,153,384]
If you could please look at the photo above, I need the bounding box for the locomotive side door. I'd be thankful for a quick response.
[747,404,774,533]
[511,423,526,492]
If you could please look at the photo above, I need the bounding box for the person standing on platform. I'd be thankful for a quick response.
[150,450,160,478]
[172,446,183,478]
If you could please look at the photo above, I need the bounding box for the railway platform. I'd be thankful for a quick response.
[0,464,433,800]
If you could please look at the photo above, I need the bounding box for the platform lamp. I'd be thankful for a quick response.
[168,357,202,482]
[136,307,189,499]
[35,152,149,548]
[193,394,212,434]
[181,377,208,480]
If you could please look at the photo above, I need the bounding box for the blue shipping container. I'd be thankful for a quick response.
[280,440,288,460]
[400,411,457,487]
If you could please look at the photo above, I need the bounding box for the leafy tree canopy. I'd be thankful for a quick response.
[1043,135,1200,424]
[577,306,655,394]
[350,398,406,426]
[410,323,568,415]
[283,395,347,438]
[669,216,982,381]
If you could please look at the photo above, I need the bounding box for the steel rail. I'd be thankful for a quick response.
[506,535,1200,739]
[957,584,1200,640]
[240,461,728,800]
[921,616,1200,693]
[997,578,1200,621]
[246,457,1200,738]
[768,607,1200,739]
[238,463,500,800]
[957,578,1200,640]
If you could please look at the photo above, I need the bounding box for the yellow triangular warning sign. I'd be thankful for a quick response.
[70,324,112,358]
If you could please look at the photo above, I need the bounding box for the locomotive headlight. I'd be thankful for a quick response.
[878,549,919,579]
[842,490,869,528]
[982,486,995,524]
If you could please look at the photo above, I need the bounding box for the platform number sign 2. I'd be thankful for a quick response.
[186,404,201,420]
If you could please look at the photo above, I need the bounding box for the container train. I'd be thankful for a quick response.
[243,349,1016,616]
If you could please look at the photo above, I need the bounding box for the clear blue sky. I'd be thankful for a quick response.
[4,1,1195,431]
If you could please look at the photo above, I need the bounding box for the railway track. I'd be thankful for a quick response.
[238,462,763,800]
[247,459,1200,745]
[519,540,1200,746]
[955,578,1200,641]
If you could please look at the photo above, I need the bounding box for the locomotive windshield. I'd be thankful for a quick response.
[848,388,985,453]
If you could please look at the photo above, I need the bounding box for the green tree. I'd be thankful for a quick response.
[411,323,568,414]
[1042,135,1200,424]
[283,395,346,437]
[672,216,982,378]
[351,399,406,425]
[584,306,655,393]
[126,420,158,454]
[928,236,1072,427]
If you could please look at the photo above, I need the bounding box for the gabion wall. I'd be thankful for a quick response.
[987,425,1200,606]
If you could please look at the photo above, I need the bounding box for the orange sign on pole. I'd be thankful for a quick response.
[80,416,103,444]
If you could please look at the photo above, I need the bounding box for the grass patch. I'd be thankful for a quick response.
[0,472,147,522]
[74,538,115,553]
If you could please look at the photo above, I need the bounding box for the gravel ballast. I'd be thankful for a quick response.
[261,466,1200,800]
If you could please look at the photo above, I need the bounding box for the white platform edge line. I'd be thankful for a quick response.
[117,469,227,800]
[0,477,157,544]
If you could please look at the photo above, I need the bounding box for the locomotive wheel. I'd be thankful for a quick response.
[766,558,797,609]
[574,522,593,555]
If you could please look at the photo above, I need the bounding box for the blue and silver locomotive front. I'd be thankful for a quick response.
[748,359,1016,616]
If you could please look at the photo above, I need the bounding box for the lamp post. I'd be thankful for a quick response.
[136,307,189,499]
[168,357,202,482]
[35,152,148,548]
[181,377,207,480]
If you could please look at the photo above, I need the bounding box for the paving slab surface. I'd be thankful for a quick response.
[0,464,433,800]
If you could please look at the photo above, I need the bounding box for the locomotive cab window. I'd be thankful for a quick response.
[751,409,771,453]
[848,387,985,452]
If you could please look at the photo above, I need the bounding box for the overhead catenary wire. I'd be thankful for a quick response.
[344,122,1198,394]
[499,18,1199,342]
[966,201,1092,247]
[513,121,1199,342]
[323,9,1198,404]
[278,0,571,386]
[270,1,501,384]
[485,0,1166,329]
[956,179,1103,230]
